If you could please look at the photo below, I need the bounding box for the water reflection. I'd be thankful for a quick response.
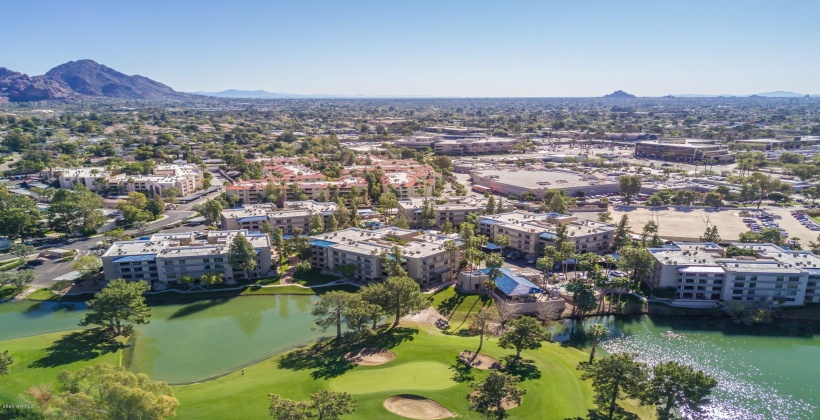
[550,315,819,419]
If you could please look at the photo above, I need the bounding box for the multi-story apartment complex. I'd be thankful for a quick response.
[477,211,616,256]
[43,163,204,197]
[225,177,367,204]
[648,242,819,306]
[101,230,272,289]
[634,139,735,163]
[220,201,339,235]
[308,228,460,285]
[381,172,435,199]
[396,196,514,228]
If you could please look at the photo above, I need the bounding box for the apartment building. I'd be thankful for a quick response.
[43,163,204,197]
[225,177,367,204]
[394,135,521,155]
[381,172,435,199]
[101,230,272,289]
[220,201,339,234]
[308,228,460,285]
[396,196,514,227]
[634,139,735,163]
[477,211,616,256]
[648,242,818,306]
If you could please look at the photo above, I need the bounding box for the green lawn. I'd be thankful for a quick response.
[0,330,124,405]
[290,268,340,287]
[430,285,494,331]
[25,288,60,301]
[0,285,21,300]
[172,324,655,419]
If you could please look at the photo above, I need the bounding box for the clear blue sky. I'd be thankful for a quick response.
[2,1,819,97]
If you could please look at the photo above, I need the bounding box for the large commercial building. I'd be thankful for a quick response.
[220,201,339,234]
[308,228,460,285]
[634,139,734,163]
[101,230,272,289]
[648,242,820,307]
[394,135,522,155]
[43,163,204,197]
[471,168,618,199]
[477,211,616,256]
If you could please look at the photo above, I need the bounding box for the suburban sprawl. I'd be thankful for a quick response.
[1,94,819,420]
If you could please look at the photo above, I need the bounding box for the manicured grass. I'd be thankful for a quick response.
[172,324,655,419]
[0,258,24,272]
[431,285,494,331]
[25,288,60,301]
[0,329,124,405]
[290,268,339,287]
[331,361,455,394]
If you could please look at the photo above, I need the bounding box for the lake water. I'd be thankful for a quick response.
[550,315,820,420]
[0,296,324,383]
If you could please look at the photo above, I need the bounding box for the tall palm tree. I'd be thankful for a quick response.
[443,240,459,280]
[587,323,610,363]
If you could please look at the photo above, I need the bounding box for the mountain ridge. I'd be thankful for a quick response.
[0,60,187,102]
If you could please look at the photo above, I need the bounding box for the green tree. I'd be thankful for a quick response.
[9,243,37,259]
[199,272,224,286]
[498,316,550,362]
[494,233,511,257]
[269,390,356,420]
[468,371,526,420]
[0,269,35,288]
[73,255,103,280]
[360,275,429,326]
[587,323,610,364]
[0,189,41,240]
[309,213,325,235]
[272,228,285,263]
[703,191,723,208]
[641,361,718,420]
[31,363,178,420]
[548,193,568,213]
[617,245,655,289]
[485,253,504,296]
[536,255,554,285]
[312,291,360,339]
[0,350,12,376]
[470,307,498,357]
[699,225,721,243]
[611,214,632,252]
[579,352,647,420]
[193,198,224,226]
[80,279,151,335]
[598,211,613,223]
[618,175,642,205]
[49,185,105,234]
[325,214,339,232]
[229,234,258,278]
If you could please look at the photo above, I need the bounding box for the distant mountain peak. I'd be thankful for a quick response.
[0,60,186,102]
[603,90,637,98]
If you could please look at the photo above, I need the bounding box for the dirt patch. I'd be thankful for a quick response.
[459,350,502,370]
[384,394,455,419]
[469,391,521,410]
[345,348,396,366]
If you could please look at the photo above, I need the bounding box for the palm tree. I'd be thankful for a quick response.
[443,240,459,280]
[587,323,610,363]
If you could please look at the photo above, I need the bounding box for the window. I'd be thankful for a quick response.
[789,276,800,282]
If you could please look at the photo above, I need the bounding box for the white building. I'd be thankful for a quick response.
[43,163,204,197]
[220,201,339,235]
[101,230,272,289]
[308,228,460,285]
[648,242,819,307]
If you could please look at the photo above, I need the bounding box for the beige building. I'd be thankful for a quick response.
[634,139,735,163]
[471,168,618,199]
[101,230,272,289]
[225,177,367,205]
[477,211,616,256]
[308,228,460,285]
[220,201,339,235]
[43,163,204,197]
[397,196,514,228]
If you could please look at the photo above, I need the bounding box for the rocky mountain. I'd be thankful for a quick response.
[0,60,186,102]
[603,90,637,99]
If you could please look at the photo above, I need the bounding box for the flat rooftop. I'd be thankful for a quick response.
[473,169,615,189]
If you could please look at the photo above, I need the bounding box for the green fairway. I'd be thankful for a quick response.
[171,324,654,420]
[430,285,494,331]
[331,361,455,394]
[0,329,123,404]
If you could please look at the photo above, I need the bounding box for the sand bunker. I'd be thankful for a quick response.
[459,350,502,370]
[384,395,455,419]
[345,348,396,366]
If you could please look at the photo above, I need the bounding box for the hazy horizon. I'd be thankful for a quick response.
[3,0,819,97]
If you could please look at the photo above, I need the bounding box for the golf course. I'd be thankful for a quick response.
[0,286,658,419]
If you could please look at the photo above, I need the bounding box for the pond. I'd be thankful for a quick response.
[0,295,325,383]
[550,315,820,419]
